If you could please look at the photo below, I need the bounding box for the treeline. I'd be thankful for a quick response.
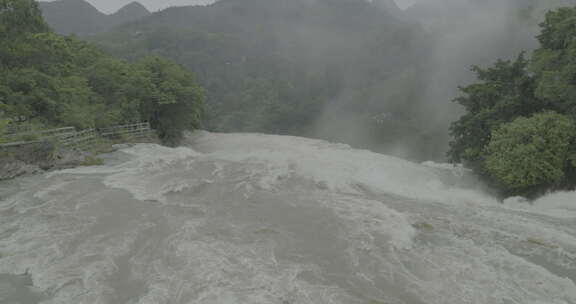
[449,7,576,198]
[0,0,203,146]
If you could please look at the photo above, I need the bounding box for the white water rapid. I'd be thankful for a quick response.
[1,132,575,303]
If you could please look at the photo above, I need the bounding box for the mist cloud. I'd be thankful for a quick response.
[394,0,416,9]
[313,0,571,161]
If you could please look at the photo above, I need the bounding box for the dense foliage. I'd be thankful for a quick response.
[485,112,576,197]
[0,0,203,145]
[449,7,576,198]
[448,54,543,167]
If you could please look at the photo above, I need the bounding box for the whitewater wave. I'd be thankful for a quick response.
[1,132,575,304]
[61,132,497,206]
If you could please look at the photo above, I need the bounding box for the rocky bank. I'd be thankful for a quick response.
[0,141,88,180]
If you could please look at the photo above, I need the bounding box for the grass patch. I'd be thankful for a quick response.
[80,155,104,166]
[412,222,435,232]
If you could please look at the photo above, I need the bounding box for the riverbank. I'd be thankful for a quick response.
[1,122,159,181]
[0,136,157,181]
[0,141,84,180]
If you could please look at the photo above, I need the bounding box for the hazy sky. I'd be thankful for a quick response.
[46,0,416,14]
[44,0,212,14]
[395,0,417,9]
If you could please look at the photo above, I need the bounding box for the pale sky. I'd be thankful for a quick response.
[45,0,416,14]
[395,0,417,9]
[45,0,214,14]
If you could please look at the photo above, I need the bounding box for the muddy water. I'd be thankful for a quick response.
[0,132,575,303]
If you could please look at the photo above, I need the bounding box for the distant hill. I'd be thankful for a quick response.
[90,0,438,158]
[53,0,575,160]
[109,1,150,27]
[39,0,150,35]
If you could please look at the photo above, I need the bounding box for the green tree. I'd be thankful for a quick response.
[532,7,576,116]
[0,0,204,145]
[449,6,576,198]
[448,54,543,169]
[484,112,576,197]
[138,57,204,146]
[0,0,49,38]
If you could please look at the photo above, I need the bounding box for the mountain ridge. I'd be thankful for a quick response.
[39,0,151,35]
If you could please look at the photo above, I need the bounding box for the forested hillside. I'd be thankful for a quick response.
[90,0,436,158]
[0,0,203,145]
[38,0,576,161]
[38,0,150,35]
[89,0,576,160]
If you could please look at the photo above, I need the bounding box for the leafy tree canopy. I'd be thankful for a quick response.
[0,0,49,37]
[449,6,576,198]
[448,54,543,168]
[484,112,576,197]
[0,0,203,145]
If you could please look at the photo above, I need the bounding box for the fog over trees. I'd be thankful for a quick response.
[8,0,576,196]
[4,1,576,303]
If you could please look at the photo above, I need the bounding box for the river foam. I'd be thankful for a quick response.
[0,131,575,303]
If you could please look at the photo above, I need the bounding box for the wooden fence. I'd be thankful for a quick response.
[3,126,75,141]
[1,122,155,149]
[59,128,98,149]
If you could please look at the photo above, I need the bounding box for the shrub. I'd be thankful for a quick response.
[80,155,103,166]
[484,112,576,197]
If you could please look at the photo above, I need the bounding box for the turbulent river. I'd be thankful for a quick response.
[1,132,576,304]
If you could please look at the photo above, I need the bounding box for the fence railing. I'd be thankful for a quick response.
[5,123,34,135]
[60,128,98,149]
[100,122,153,139]
[1,122,155,149]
